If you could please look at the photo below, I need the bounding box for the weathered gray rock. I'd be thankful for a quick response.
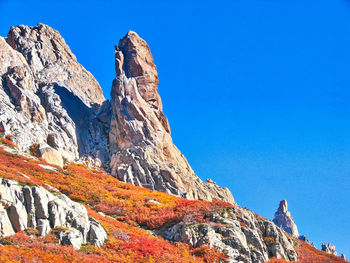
[56,228,83,249]
[0,177,107,248]
[109,31,235,204]
[6,23,104,106]
[321,242,337,256]
[1,23,233,203]
[23,186,36,228]
[0,24,109,167]
[0,204,15,237]
[88,217,108,247]
[160,206,298,263]
[32,185,53,220]
[37,218,51,236]
[273,200,299,237]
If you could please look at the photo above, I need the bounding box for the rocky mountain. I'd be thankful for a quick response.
[0,144,299,263]
[273,200,299,238]
[0,23,233,204]
[0,23,347,263]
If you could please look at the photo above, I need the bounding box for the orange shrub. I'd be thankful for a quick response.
[0,136,16,148]
[0,146,231,263]
[264,237,275,245]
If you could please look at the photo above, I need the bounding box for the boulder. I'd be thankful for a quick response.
[88,217,107,247]
[37,145,64,167]
[56,228,83,249]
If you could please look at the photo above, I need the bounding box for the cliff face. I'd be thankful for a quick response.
[0,24,233,203]
[0,177,107,249]
[273,200,299,238]
[6,24,104,105]
[0,24,109,167]
[109,31,234,203]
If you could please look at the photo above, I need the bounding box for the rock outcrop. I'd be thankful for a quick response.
[273,200,299,237]
[0,177,107,249]
[0,24,109,167]
[321,242,338,256]
[109,31,234,203]
[6,24,104,105]
[0,24,233,203]
[159,206,298,263]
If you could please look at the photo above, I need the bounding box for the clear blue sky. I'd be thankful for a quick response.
[1,0,349,256]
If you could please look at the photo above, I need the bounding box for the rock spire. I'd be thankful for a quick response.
[273,200,299,237]
[109,31,235,203]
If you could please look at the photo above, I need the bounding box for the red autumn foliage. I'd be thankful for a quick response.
[0,146,230,262]
[0,144,344,263]
[267,239,347,263]
[0,136,16,148]
[264,237,275,245]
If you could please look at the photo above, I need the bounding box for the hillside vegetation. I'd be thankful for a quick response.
[0,141,347,263]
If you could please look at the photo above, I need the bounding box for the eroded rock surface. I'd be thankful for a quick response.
[273,200,299,237]
[322,242,338,256]
[109,31,234,203]
[0,177,107,249]
[0,24,109,167]
[0,24,233,203]
[159,206,298,263]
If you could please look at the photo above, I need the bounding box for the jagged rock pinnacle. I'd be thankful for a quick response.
[109,31,235,203]
[273,200,299,237]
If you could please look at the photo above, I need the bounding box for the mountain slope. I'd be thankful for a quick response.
[0,141,347,262]
[0,23,347,263]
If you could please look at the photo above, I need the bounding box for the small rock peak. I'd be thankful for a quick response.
[116,30,157,81]
[321,242,338,256]
[273,200,299,237]
[125,30,140,38]
[341,254,347,261]
[277,200,288,213]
